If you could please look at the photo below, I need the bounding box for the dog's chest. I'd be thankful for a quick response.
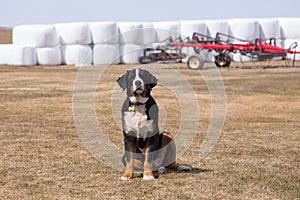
[123,105,155,138]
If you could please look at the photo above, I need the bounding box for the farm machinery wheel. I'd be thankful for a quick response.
[187,54,204,70]
[214,53,231,67]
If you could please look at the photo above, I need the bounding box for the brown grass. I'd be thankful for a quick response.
[0,62,299,199]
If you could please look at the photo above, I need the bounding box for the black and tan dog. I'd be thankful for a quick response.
[117,68,191,180]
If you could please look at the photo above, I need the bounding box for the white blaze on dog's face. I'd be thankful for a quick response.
[130,68,148,104]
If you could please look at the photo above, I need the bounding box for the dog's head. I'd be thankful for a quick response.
[117,68,157,104]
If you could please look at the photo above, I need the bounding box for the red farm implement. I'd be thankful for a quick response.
[139,32,300,69]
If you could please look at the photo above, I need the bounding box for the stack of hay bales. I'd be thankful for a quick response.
[90,22,120,64]
[1,18,300,66]
[118,22,156,64]
[0,24,60,65]
[55,22,92,66]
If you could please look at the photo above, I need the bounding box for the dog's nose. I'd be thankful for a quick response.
[135,80,142,88]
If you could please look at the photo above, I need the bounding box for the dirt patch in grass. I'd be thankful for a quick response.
[0,62,299,199]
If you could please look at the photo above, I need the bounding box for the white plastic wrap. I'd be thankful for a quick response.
[118,22,144,44]
[205,20,230,40]
[152,21,180,42]
[37,46,62,65]
[278,18,300,39]
[93,44,120,64]
[258,18,281,40]
[108,22,157,45]
[0,44,37,65]
[55,22,92,45]
[180,20,208,39]
[13,24,59,48]
[120,44,152,64]
[89,22,119,44]
[61,45,93,66]
[141,22,157,44]
[228,18,260,41]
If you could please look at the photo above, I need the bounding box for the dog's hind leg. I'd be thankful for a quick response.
[159,132,192,173]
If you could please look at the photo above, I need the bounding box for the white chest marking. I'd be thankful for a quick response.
[123,111,155,138]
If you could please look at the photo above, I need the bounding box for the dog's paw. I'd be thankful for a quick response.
[120,176,131,181]
[158,167,167,174]
[143,175,155,181]
[178,165,192,172]
[120,173,134,180]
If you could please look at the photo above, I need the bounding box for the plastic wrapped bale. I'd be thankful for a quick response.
[152,21,180,42]
[258,18,281,40]
[180,20,208,39]
[37,46,62,65]
[228,18,260,42]
[141,22,157,44]
[278,18,300,40]
[118,22,144,44]
[180,21,209,62]
[205,20,230,40]
[89,22,119,44]
[61,45,93,66]
[55,22,92,45]
[13,24,59,48]
[120,44,152,64]
[93,44,120,64]
[0,44,37,65]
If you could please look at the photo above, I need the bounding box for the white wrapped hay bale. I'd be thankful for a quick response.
[120,44,152,64]
[180,21,210,62]
[278,18,300,39]
[55,22,92,45]
[118,22,144,44]
[153,21,180,42]
[89,22,119,44]
[258,18,281,40]
[118,22,156,45]
[205,20,230,39]
[93,44,120,64]
[0,44,37,65]
[141,22,157,44]
[61,45,93,66]
[228,18,260,41]
[37,46,62,65]
[180,20,208,39]
[13,24,59,48]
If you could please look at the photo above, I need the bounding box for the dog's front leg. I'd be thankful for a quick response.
[121,135,136,180]
[143,146,154,180]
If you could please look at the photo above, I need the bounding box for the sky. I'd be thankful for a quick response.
[1,0,300,27]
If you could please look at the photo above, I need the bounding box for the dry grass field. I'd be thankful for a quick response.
[0,61,299,199]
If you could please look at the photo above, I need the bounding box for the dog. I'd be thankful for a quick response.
[117,68,191,180]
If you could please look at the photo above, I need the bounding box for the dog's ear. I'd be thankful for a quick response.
[146,72,157,89]
[117,73,127,91]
